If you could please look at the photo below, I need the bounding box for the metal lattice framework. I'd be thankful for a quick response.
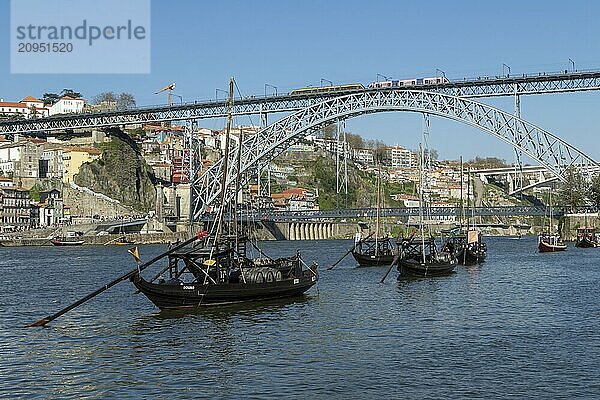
[3,71,600,134]
[192,90,598,220]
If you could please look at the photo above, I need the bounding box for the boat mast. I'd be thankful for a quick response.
[375,160,380,256]
[419,143,426,264]
[214,77,235,245]
[548,188,552,236]
[466,167,471,232]
[460,156,464,232]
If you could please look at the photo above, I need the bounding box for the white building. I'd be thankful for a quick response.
[354,148,374,165]
[0,142,23,175]
[49,96,85,115]
[20,96,49,117]
[0,97,49,119]
[0,101,28,119]
[387,145,417,168]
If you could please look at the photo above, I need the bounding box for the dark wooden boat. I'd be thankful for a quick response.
[131,235,318,309]
[396,236,456,278]
[50,238,85,246]
[575,227,598,248]
[538,234,567,252]
[442,230,487,265]
[351,236,397,267]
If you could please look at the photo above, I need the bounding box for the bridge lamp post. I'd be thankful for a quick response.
[172,94,183,105]
[435,68,446,79]
[321,78,333,87]
[215,88,228,102]
[502,63,511,77]
[569,58,575,72]
[264,84,277,97]
[376,73,389,82]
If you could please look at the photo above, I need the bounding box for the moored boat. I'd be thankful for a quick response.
[131,235,318,309]
[442,230,487,265]
[575,227,598,248]
[351,235,397,267]
[114,236,135,245]
[538,234,567,252]
[50,238,85,246]
[133,77,318,310]
[397,236,456,278]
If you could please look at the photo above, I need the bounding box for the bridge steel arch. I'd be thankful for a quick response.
[192,90,598,220]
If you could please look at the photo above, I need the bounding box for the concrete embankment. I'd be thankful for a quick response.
[0,232,189,247]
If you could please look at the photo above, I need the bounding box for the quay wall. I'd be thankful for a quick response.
[0,232,189,247]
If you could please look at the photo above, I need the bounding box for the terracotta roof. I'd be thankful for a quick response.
[28,138,47,144]
[60,95,83,101]
[21,96,43,103]
[0,102,27,108]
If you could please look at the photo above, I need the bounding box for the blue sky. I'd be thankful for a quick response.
[1,0,600,162]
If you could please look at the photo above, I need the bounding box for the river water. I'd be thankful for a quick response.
[1,236,599,399]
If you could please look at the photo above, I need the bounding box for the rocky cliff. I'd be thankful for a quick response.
[74,130,156,212]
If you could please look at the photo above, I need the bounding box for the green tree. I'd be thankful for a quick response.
[42,92,61,105]
[588,174,600,208]
[61,88,82,98]
[557,167,586,207]
[29,184,42,202]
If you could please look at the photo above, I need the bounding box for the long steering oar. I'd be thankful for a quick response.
[380,254,401,284]
[27,231,208,327]
[327,232,374,270]
[380,229,417,283]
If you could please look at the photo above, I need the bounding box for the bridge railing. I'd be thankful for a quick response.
[202,205,598,222]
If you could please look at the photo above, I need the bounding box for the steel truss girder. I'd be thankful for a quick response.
[191,90,599,220]
[3,71,600,134]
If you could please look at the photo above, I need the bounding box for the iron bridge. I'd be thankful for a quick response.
[193,89,599,219]
[3,70,600,134]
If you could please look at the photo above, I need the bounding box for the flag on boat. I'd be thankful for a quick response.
[467,230,479,244]
[128,246,142,264]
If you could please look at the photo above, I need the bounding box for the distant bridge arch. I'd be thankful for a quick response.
[192,90,598,219]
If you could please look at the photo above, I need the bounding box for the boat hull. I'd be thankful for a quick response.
[351,251,395,267]
[455,247,487,265]
[575,238,598,248]
[51,240,85,246]
[538,240,567,252]
[131,272,318,310]
[397,258,456,278]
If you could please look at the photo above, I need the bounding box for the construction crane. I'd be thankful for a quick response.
[155,83,176,106]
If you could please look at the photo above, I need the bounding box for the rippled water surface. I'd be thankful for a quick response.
[1,237,600,399]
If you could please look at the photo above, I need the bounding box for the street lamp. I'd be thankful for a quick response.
[569,58,575,72]
[215,88,228,101]
[435,68,446,78]
[321,78,333,87]
[264,83,277,97]
[502,63,511,77]
[172,94,183,104]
